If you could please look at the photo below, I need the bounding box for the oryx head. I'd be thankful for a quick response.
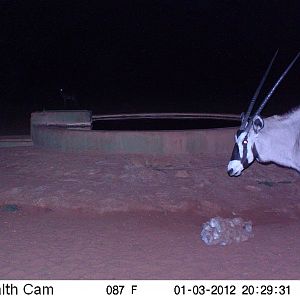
[228,51,300,176]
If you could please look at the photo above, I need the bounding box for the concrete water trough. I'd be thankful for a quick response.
[31,110,240,155]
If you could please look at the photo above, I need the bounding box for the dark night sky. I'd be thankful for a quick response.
[1,0,300,133]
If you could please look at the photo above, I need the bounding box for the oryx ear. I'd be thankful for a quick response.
[253,116,264,134]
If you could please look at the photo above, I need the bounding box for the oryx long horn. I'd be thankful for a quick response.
[255,51,300,117]
[241,50,278,130]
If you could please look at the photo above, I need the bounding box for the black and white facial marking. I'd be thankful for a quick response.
[227,116,263,176]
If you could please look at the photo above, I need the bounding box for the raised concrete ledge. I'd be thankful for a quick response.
[31,110,92,127]
[31,111,237,155]
[0,136,33,148]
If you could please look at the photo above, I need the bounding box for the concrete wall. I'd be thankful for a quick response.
[31,110,92,126]
[31,111,237,155]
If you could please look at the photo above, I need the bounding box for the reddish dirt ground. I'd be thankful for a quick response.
[1,146,300,279]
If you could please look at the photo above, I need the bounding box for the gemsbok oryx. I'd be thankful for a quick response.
[227,51,300,176]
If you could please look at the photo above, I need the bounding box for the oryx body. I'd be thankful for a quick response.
[228,51,300,176]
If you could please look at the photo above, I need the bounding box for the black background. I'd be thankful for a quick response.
[1,0,300,133]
